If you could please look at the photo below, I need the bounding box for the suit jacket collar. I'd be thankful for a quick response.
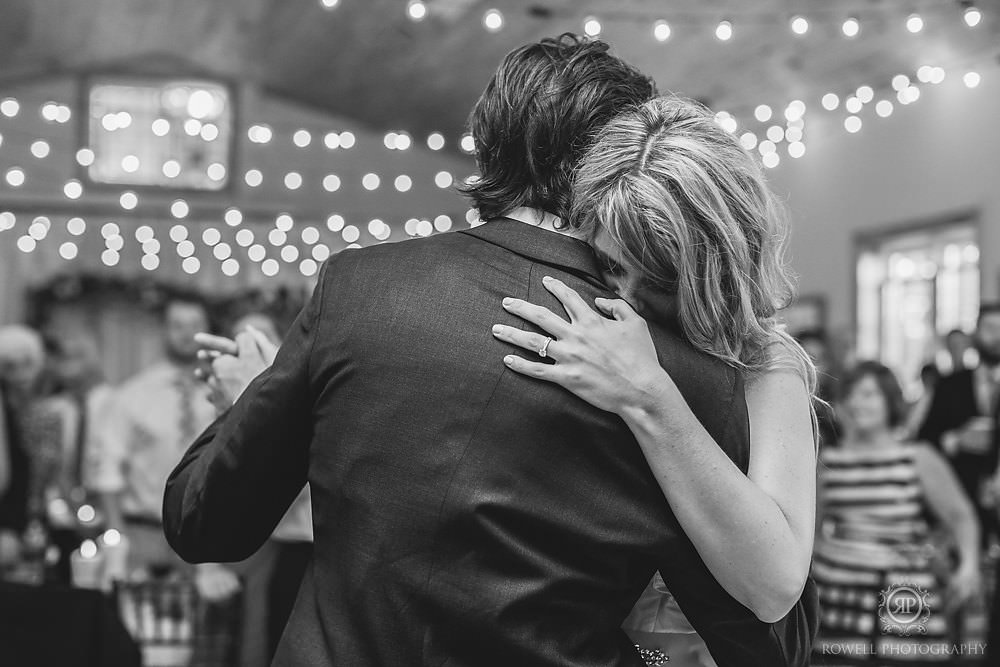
[459,218,606,286]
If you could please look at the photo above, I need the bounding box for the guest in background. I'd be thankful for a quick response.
[942,328,975,375]
[918,303,1000,548]
[90,295,231,593]
[901,362,941,441]
[30,333,116,582]
[798,329,841,446]
[0,326,48,569]
[813,362,980,664]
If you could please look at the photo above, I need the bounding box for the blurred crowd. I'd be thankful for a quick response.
[1,297,999,665]
[0,296,311,667]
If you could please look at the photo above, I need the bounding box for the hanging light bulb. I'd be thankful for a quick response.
[583,16,602,37]
[653,20,671,42]
[963,6,982,27]
[906,14,923,33]
[406,0,427,22]
[842,17,860,37]
[483,9,503,32]
[790,16,809,35]
[715,20,733,41]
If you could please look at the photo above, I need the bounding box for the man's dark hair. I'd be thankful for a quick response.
[839,361,908,428]
[462,33,656,222]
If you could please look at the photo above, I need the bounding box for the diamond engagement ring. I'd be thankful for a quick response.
[538,337,553,358]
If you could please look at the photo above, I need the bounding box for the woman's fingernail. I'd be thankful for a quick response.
[502,297,514,307]
[492,325,503,335]
[503,355,515,365]
[542,275,553,284]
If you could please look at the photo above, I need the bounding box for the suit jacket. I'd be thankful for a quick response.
[164,219,818,667]
[917,369,1000,498]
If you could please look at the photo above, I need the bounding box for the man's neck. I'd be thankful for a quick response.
[502,207,577,238]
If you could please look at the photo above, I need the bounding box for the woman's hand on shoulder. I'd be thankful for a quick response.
[492,276,672,415]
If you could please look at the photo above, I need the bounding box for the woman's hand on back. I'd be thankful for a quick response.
[492,275,671,415]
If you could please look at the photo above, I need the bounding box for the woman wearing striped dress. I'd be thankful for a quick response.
[813,361,981,665]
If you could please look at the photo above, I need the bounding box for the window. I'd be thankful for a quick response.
[87,79,232,190]
[856,219,980,397]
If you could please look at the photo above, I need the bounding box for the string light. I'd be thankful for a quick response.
[301,226,320,245]
[842,17,860,38]
[584,17,602,37]
[0,99,19,117]
[284,172,303,190]
[59,242,79,260]
[906,14,923,33]
[261,259,279,277]
[67,218,86,236]
[395,175,413,192]
[964,71,981,88]
[119,192,139,210]
[435,171,453,188]
[200,124,220,142]
[323,174,341,192]
[790,16,809,35]
[276,214,294,232]
[754,105,772,122]
[875,100,894,117]
[293,129,312,148]
[460,134,475,153]
[76,148,95,167]
[213,243,233,261]
[844,116,863,133]
[6,168,25,187]
[327,214,345,232]
[30,140,50,159]
[268,229,287,246]
[248,244,266,262]
[320,0,339,9]
[63,180,83,199]
[845,96,863,114]
[715,20,733,41]
[171,199,190,219]
[483,9,503,32]
[245,169,263,187]
[427,133,445,150]
[202,228,222,246]
[169,224,188,242]
[182,257,201,274]
[407,0,427,22]
[362,173,380,190]
[224,208,243,226]
[963,7,982,27]
[342,225,360,243]
[653,20,671,42]
[434,215,453,232]
[142,255,160,271]
[739,132,758,150]
[821,93,840,111]
[324,132,340,149]
[300,259,319,276]
[856,85,874,103]
[339,131,355,148]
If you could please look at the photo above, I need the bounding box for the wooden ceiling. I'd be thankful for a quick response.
[2,0,999,144]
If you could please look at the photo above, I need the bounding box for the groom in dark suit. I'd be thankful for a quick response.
[164,34,817,666]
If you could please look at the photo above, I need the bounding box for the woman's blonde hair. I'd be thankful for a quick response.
[570,96,817,398]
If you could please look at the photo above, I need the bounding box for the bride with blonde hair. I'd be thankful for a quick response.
[493,96,819,666]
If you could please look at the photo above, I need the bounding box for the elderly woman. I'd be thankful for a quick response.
[0,325,47,567]
[812,361,980,664]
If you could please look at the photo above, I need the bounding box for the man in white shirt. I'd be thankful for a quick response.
[93,295,217,575]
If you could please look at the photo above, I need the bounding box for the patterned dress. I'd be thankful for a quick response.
[812,443,952,665]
